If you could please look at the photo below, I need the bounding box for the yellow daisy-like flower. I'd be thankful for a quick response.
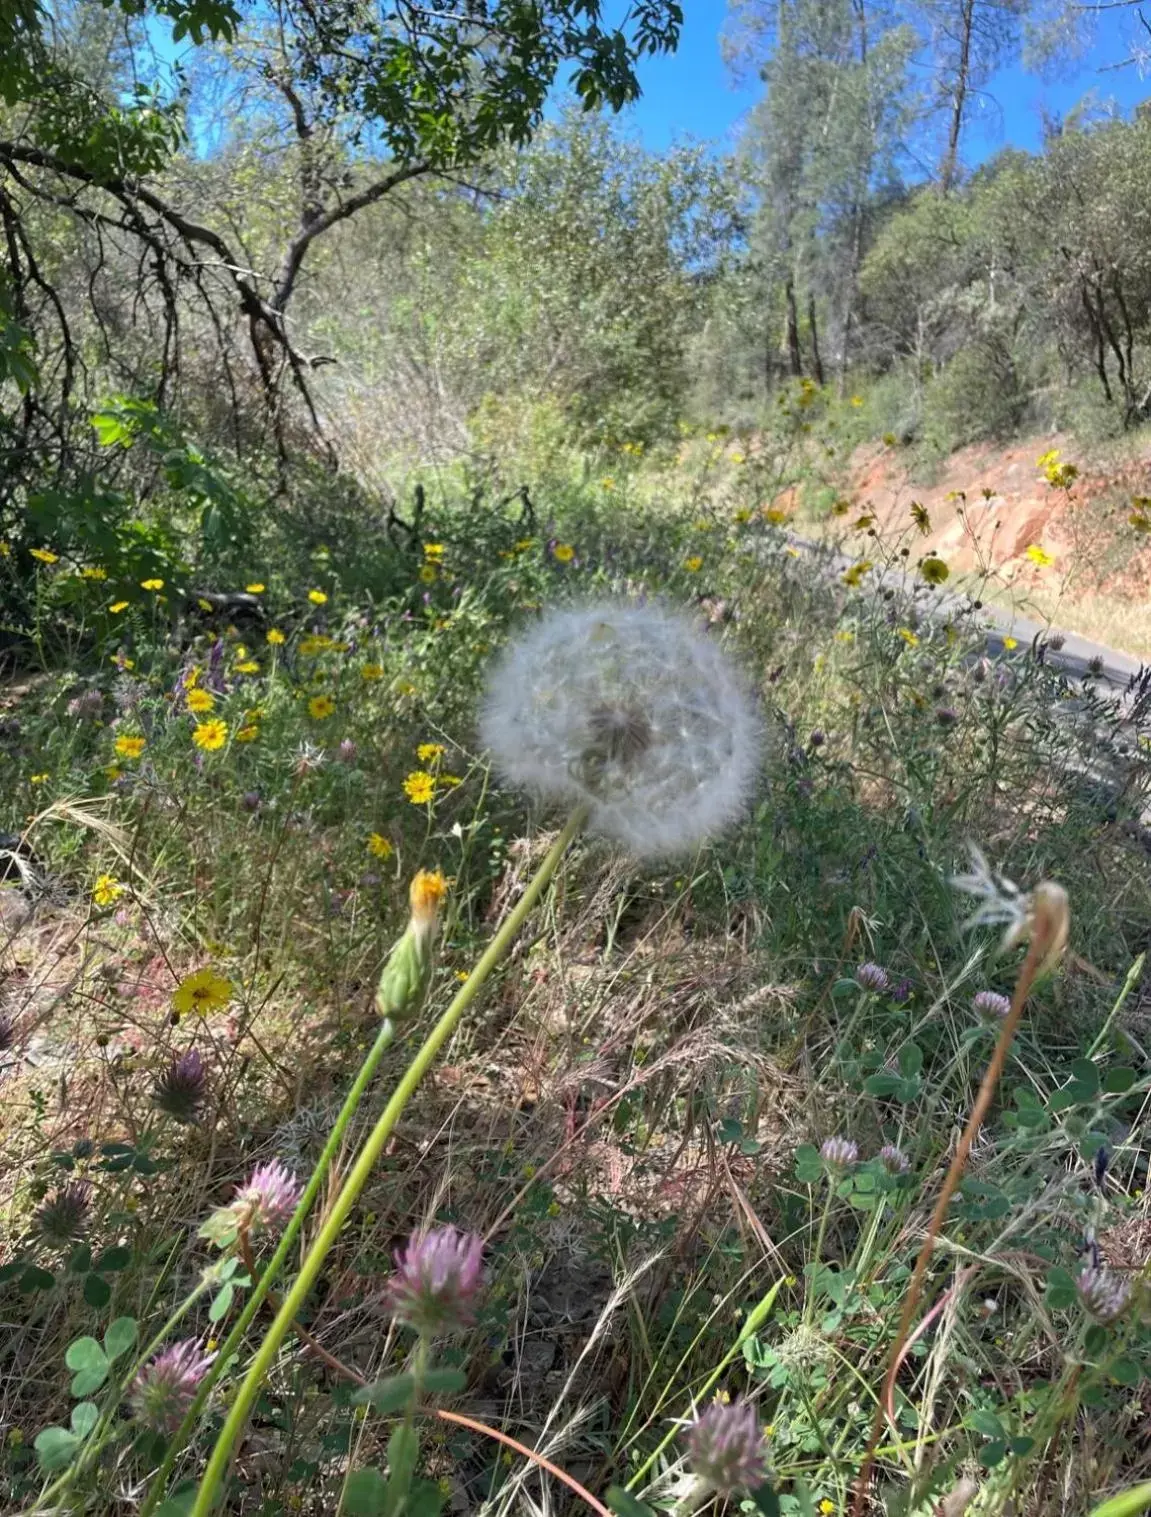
[30,547,59,564]
[552,544,575,563]
[417,742,445,763]
[360,662,384,681]
[234,660,260,675]
[114,734,146,759]
[29,772,49,785]
[192,719,228,752]
[235,723,259,742]
[830,499,851,517]
[308,694,335,720]
[849,394,864,407]
[854,513,876,530]
[423,543,445,560]
[842,561,873,587]
[109,601,130,614]
[410,868,447,917]
[1025,544,1055,568]
[81,566,107,580]
[1002,636,1019,651]
[419,564,438,583]
[920,556,949,585]
[299,634,333,656]
[186,688,215,714]
[266,628,285,645]
[910,502,931,535]
[683,556,704,573]
[172,966,233,1017]
[818,1502,835,1516]
[734,509,752,524]
[308,588,328,605]
[403,770,436,805]
[600,476,616,491]
[763,508,788,526]
[367,832,393,859]
[141,578,164,591]
[245,583,265,594]
[897,627,919,647]
[514,537,535,552]
[92,874,123,908]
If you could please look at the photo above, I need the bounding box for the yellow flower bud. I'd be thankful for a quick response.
[375,871,449,1019]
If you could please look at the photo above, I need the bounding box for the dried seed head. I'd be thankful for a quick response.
[34,1182,91,1244]
[479,601,763,856]
[1076,1265,1132,1324]
[820,1136,859,1172]
[684,1399,769,1498]
[154,1049,208,1124]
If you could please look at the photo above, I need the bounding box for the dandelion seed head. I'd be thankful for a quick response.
[479,601,763,856]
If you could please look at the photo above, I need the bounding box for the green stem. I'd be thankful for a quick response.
[191,807,587,1517]
[139,1016,398,1517]
[626,1276,783,1493]
[803,1186,835,1328]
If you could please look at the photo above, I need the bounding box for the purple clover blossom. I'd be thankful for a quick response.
[820,1136,859,1172]
[973,990,1011,1019]
[230,1160,302,1238]
[684,1399,769,1498]
[131,1340,215,1433]
[855,962,890,993]
[891,977,913,1004]
[385,1226,484,1336]
[154,1049,207,1123]
[1076,1266,1132,1324]
[206,638,227,694]
[879,1144,910,1175]
[337,738,358,765]
[67,689,104,720]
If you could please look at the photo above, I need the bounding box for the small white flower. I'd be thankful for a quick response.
[479,600,763,856]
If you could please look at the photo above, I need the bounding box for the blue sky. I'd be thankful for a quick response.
[615,0,1151,163]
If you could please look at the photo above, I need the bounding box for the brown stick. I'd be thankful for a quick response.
[850,888,1066,1515]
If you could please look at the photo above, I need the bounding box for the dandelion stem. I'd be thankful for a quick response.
[139,1015,398,1517]
[190,806,587,1517]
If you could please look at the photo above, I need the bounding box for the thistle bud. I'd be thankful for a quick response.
[375,870,448,1020]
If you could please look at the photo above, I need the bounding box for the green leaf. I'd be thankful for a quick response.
[419,1368,467,1397]
[1044,1267,1078,1311]
[793,1143,822,1183]
[345,1468,388,1517]
[19,1264,56,1293]
[1085,1323,1110,1356]
[863,1072,900,1097]
[208,1281,235,1322]
[968,1409,1005,1439]
[1069,1057,1101,1096]
[104,1317,137,1361]
[1086,1482,1151,1517]
[749,1486,782,1516]
[982,1439,1008,1468]
[405,1479,448,1517]
[93,1245,133,1273]
[351,1374,418,1415]
[1009,1435,1035,1456]
[898,1042,923,1078]
[1104,1068,1138,1095]
[1110,1356,1144,1386]
[383,1422,420,1516]
[71,1401,100,1438]
[606,1490,657,1517]
[84,1272,112,1309]
[34,1425,81,1470]
[65,1336,110,1397]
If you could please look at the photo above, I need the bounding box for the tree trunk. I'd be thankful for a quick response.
[808,292,826,387]
[784,274,803,377]
[940,0,976,194]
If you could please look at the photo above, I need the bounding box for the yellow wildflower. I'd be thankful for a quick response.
[600,476,616,490]
[298,634,333,656]
[842,561,873,587]
[849,395,864,407]
[763,508,788,525]
[367,833,393,859]
[403,770,435,805]
[114,734,146,759]
[109,601,130,614]
[307,589,328,605]
[29,772,49,784]
[683,556,704,573]
[1002,636,1018,651]
[910,502,931,534]
[30,547,59,564]
[245,582,265,594]
[236,724,259,742]
[419,564,438,583]
[186,688,215,714]
[234,660,260,675]
[308,695,335,719]
[1025,544,1055,568]
[92,874,123,908]
[417,742,445,763]
[897,628,919,647]
[423,543,445,560]
[141,578,164,591]
[920,556,950,585]
[266,628,285,645]
[830,499,851,517]
[361,662,384,681]
[514,537,535,551]
[552,544,575,563]
[734,509,751,524]
[192,719,228,752]
[172,967,233,1017]
[81,566,107,580]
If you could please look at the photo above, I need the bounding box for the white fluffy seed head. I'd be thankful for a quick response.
[479,600,763,857]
